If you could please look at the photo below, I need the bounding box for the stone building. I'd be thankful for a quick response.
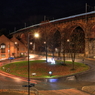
[0,35,27,60]
[10,11,95,58]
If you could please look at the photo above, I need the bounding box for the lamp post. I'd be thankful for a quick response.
[27,33,30,95]
[33,33,39,52]
[67,39,75,70]
[34,33,48,62]
[30,42,33,53]
[67,39,70,58]
[44,41,47,62]
[22,33,35,95]
[15,42,18,57]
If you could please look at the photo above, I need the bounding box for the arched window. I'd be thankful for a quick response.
[1,43,6,53]
[70,26,85,53]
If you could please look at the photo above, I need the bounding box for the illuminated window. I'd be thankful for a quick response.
[15,42,18,44]
[1,45,5,48]
[1,43,6,53]
[1,54,5,57]
[15,42,19,47]
[21,53,23,55]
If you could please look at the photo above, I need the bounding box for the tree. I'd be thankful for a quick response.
[53,30,61,58]
[69,27,85,70]
[40,20,54,62]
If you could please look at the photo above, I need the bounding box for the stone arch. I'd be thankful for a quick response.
[62,23,85,39]
[63,23,85,53]
[48,29,61,57]
[69,23,85,35]
[71,26,85,53]
[53,30,61,48]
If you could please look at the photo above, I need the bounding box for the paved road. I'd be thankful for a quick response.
[0,55,95,94]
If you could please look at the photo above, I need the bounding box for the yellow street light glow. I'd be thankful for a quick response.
[67,39,70,42]
[34,33,39,38]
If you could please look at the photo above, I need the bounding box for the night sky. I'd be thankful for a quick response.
[0,0,95,34]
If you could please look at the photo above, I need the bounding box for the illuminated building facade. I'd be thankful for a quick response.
[0,35,27,60]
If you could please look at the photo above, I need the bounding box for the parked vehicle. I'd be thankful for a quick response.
[8,57,15,60]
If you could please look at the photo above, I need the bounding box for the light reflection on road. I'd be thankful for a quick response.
[48,79,59,83]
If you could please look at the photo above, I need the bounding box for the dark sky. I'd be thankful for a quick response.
[0,0,95,33]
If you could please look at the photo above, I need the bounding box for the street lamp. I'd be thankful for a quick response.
[22,33,35,95]
[15,42,18,57]
[34,33,48,62]
[34,33,39,38]
[33,33,39,52]
[49,71,52,77]
[44,41,47,62]
[67,39,70,58]
[27,34,35,95]
[67,39,70,42]
[67,39,75,70]
[27,34,30,95]
[30,42,33,45]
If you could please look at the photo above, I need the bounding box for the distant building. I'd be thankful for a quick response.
[0,35,27,60]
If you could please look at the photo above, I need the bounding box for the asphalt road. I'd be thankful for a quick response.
[0,56,95,91]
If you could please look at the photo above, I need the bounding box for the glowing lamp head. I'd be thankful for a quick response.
[49,71,52,75]
[34,33,39,38]
[67,39,70,42]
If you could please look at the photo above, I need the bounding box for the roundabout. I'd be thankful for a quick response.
[0,59,89,78]
[0,54,95,95]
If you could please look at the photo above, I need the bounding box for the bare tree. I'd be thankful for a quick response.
[40,20,54,62]
[69,27,85,70]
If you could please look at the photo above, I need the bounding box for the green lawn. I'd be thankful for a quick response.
[0,60,89,78]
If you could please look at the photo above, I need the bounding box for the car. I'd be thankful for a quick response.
[8,57,15,60]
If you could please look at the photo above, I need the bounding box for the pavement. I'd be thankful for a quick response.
[0,56,95,95]
[82,85,95,95]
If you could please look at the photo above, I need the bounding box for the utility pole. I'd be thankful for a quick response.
[27,33,30,95]
[14,27,16,32]
[44,15,48,62]
[44,15,46,21]
[85,3,87,13]
[25,23,26,27]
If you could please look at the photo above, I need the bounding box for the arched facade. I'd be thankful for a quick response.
[11,12,95,58]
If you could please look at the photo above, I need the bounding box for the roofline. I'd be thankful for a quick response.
[10,11,95,35]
